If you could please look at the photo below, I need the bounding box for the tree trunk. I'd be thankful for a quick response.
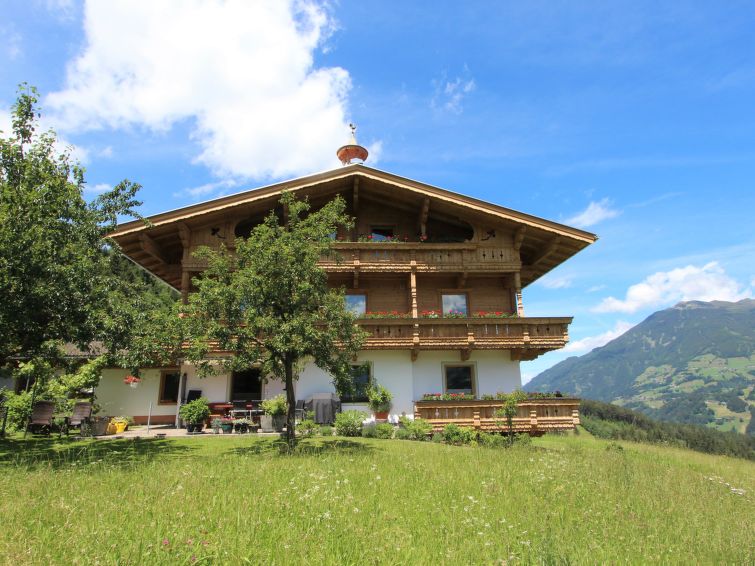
[284,356,296,448]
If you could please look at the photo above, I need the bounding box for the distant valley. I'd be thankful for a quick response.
[527,299,755,434]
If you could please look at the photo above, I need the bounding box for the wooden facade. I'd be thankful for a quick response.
[108,164,597,431]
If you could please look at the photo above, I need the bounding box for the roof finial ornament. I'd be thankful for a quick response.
[337,123,368,166]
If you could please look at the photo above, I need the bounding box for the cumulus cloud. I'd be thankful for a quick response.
[0,107,89,164]
[563,320,635,353]
[565,198,620,228]
[84,182,112,194]
[46,0,361,180]
[593,262,752,314]
[432,69,475,114]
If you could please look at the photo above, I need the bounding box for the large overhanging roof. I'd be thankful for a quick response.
[110,164,597,289]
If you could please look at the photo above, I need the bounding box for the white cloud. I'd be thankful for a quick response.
[175,179,241,200]
[432,70,475,114]
[98,145,113,158]
[0,107,89,164]
[593,262,752,314]
[539,275,573,289]
[46,0,363,180]
[84,182,112,194]
[587,284,606,293]
[563,320,635,353]
[1,25,22,59]
[565,198,620,228]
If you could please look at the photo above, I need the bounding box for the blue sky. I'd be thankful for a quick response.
[2,1,754,381]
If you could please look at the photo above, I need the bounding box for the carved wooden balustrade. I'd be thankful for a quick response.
[414,398,580,434]
[319,242,521,273]
[358,317,570,355]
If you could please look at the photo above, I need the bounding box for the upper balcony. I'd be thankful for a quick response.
[318,242,521,274]
[356,316,571,360]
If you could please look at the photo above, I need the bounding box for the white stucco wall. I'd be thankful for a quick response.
[96,368,177,418]
[95,350,521,421]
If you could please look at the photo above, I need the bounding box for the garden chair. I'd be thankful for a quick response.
[294,399,306,422]
[27,400,55,435]
[64,401,93,436]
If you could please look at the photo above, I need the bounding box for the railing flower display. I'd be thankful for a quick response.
[123,375,141,388]
[472,311,518,318]
[419,310,441,319]
[362,311,412,319]
[443,310,467,319]
[421,393,475,401]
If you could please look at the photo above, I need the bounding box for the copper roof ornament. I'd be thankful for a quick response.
[336,123,369,165]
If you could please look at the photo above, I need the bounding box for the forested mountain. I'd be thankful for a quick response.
[527,299,755,434]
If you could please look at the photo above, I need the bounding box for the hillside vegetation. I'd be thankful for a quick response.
[580,398,755,460]
[528,299,755,433]
[0,434,752,564]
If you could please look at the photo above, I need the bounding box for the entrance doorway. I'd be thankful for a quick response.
[231,368,262,401]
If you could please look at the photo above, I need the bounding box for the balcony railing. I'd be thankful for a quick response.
[414,398,580,433]
[357,317,571,353]
[319,242,521,273]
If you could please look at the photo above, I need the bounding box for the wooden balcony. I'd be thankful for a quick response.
[319,242,521,273]
[414,398,580,434]
[358,317,571,359]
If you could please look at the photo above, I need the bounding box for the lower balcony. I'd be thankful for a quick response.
[358,317,571,360]
[414,398,580,434]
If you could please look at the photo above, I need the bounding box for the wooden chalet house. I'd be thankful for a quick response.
[97,137,596,432]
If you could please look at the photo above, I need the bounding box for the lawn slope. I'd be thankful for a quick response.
[0,434,752,564]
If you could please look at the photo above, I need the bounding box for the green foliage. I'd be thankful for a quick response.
[375,423,394,439]
[366,383,392,412]
[441,423,476,445]
[319,425,333,436]
[182,191,365,445]
[298,420,318,438]
[334,410,365,437]
[361,423,377,438]
[581,399,755,460]
[0,85,144,363]
[404,418,432,441]
[3,390,33,431]
[178,397,210,425]
[393,427,411,440]
[261,394,287,417]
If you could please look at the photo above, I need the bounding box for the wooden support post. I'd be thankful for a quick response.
[572,408,580,426]
[410,270,418,319]
[418,197,430,238]
[177,222,191,262]
[513,225,526,251]
[181,271,191,304]
[473,409,481,429]
[514,272,524,317]
[530,409,538,433]
[352,177,359,240]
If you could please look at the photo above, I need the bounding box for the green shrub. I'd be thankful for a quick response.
[431,432,443,443]
[375,423,394,439]
[298,419,318,438]
[3,390,34,431]
[394,427,411,440]
[319,425,333,436]
[478,432,507,448]
[405,418,432,441]
[512,433,532,447]
[362,423,377,438]
[334,410,365,437]
[178,397,210,424]
[261,394,287,416]
[441,423,476,445]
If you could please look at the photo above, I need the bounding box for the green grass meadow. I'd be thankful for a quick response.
[0,431,753,564]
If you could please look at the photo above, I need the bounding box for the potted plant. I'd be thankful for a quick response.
[367,384,392,422]
[179,397,210,433]
[260,394,287,432]
[210,418,222,434]
[220,417,234,434]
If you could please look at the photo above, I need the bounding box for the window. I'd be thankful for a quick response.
[159,370,181,404]
[370,226,394,242]
[338,363,371,403]
[444,364,475,396]
[442,293,468,316]
[345,294,367,316]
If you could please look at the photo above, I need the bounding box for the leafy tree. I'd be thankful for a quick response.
[183,191,365,446]
[0,84,143,364]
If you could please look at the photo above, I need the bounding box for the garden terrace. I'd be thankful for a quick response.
[414,397,580,433]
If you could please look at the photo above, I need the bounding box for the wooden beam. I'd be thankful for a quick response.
[352,177,359,214]
[177,222,191,262]
[418,197,430,237]
[460,349,471,361]
[526,236,561,267]
[513,226,526,251]
[139,233,168,265]
[457,271,468,289]
[410,270,418,318]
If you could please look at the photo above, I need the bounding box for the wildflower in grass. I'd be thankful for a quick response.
[162,539,170,547]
